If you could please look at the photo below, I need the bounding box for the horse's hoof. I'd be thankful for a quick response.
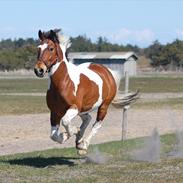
[76,139,88,150]
[60,132,69,143]
[77,149,87,156]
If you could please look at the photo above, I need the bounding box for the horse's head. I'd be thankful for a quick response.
[34,29,63,78]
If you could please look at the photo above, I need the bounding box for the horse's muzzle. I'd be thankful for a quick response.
[34,67,45,78]
[34,62,47,78]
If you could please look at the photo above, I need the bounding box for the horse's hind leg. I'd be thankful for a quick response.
[77,103,108,154]
[76,113,91,148]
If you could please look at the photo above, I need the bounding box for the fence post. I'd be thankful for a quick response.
[122,71,129,141]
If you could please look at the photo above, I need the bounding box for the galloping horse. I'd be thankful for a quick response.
[34,29,121,154]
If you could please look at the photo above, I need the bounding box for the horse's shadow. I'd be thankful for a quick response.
[2,156,82,168]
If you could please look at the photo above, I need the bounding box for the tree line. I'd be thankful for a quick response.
[0,35,182,71]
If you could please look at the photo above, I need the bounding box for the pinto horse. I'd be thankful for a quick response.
[34,29,121,154]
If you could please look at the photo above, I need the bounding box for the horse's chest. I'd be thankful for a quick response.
[46,89,70,113]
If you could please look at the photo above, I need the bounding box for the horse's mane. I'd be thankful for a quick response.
[57,31,72,50]
[43,29,71,60]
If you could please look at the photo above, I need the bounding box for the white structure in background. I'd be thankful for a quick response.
[68,52,138,76]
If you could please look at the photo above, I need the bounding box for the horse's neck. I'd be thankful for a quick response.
[49,61,76,89]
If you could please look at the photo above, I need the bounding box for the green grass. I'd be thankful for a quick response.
[0,95,183,115]
[0,134,182,183]
[1,76,183,94]
[0,78,48,93]
[0,76,183,115]
[120,77,183,93]
[0,95,48,115]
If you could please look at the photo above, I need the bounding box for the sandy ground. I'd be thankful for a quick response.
[0,106,183,156]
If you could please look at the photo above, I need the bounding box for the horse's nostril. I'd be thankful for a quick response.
[39,68,44,74]
[34,68,45,77]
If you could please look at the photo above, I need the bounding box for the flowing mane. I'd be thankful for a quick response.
[42,29,71,61]
[57,31,71,61]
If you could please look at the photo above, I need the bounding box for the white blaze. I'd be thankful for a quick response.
[38,43,48,52]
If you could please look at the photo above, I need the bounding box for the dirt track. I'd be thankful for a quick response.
[0,107,183,156]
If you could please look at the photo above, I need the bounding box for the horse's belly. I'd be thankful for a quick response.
[79,102,101,115]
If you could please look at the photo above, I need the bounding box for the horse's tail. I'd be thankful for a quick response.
[109,69,139,107]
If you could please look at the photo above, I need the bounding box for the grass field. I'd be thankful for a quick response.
[0,95,48,115]
[0,76,183,182]
[0,134,182,183]
[0,76,183,115]
[120,77,183,93]
[0,95,183,115]
[0,78,48,93]
[1,76,183,94]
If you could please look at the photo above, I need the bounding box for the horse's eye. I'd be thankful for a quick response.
[49,47,54,52]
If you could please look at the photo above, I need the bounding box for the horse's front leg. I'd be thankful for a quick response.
[50,112,69,144]
[61,106,79,137]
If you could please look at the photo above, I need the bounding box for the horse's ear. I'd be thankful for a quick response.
[50,30,55,37]
[38,30,45,41]
[50,30,59,43]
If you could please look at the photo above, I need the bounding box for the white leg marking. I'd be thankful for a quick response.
[50,126,68,144]
[77,121,102,150]
[62,108,78,136]
[76,114,92,143]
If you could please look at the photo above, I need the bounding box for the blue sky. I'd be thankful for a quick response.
[0,0,183,47]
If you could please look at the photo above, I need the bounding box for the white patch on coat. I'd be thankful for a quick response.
[65,62,103,111]
[47,62,61,89]
[107,68,122,90]
[61,108,79,137]
[62,108,78,126]
[38,43,48,52]
[49,62,61,76]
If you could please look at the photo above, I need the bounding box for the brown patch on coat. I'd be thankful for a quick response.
[76,73,100,113]
[88,64,117,121]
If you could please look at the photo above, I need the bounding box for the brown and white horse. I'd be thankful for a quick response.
[34,29,121,154]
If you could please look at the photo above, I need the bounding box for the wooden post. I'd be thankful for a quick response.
[122,71,129,141]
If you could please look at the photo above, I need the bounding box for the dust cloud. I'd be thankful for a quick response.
[131,128,161,163]
[168,130,183,158]
[83,147,111,164]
